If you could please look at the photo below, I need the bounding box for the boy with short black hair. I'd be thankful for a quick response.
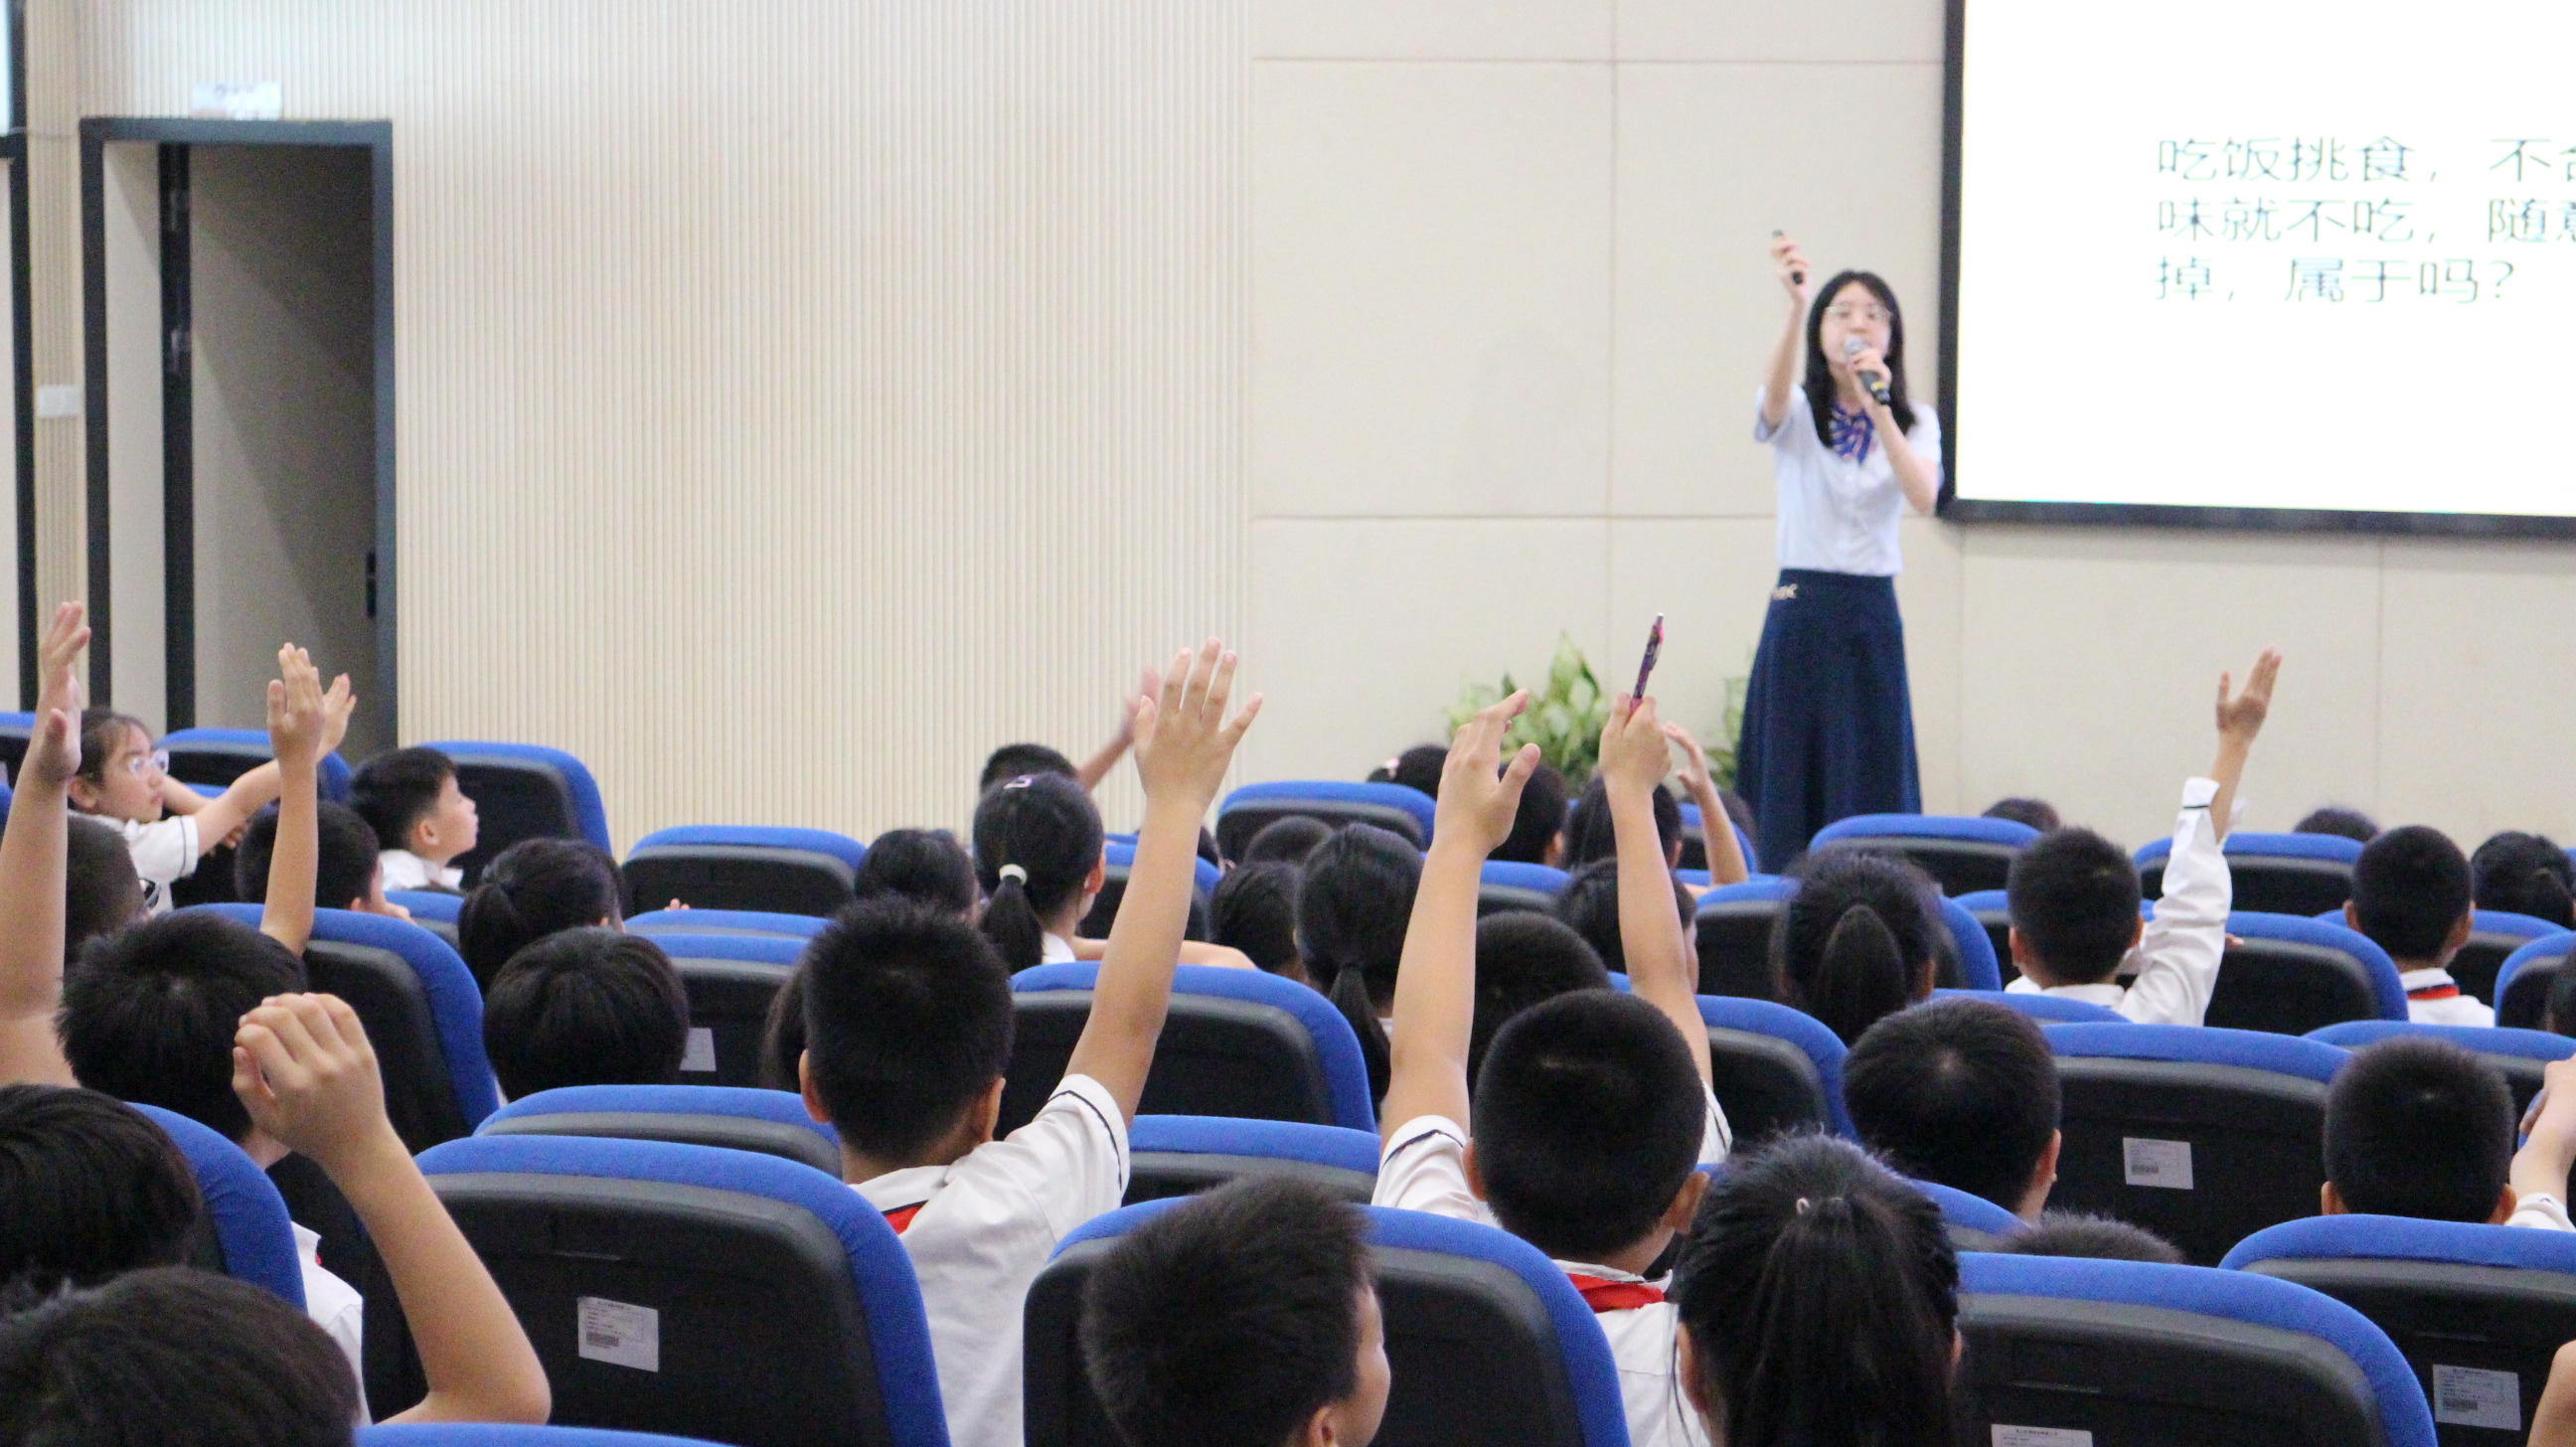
[1080,1176,1389,1447]
[1373,688,1727,1447]
[482,928,691,1100]
[803,639,1259,1447]
[1466,911,1609,1085]
[2005,652,2278,1025]
[1492,761,1568,867]
[349,745,477,894]
[238,801,405,918]
[2323,1038,2576,1229]
[1844,996,2061,1220]
[62,816,144,967]
[0,1083,202,1290]
[2345,825,2492,1026]
[2000,1212,2184,1264]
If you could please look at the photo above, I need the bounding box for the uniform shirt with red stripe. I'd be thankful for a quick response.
[851,1073,1128,1447]
[2400,968,2496,1027]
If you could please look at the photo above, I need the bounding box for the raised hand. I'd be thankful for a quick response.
[1662,719,1716,795]
[1771,232,1813,308]
[1597,692,1676,800]
[21,603,89,790]
[2216,649,2282,749]
[1131,638,1261,811]
[232,993,401,1175]
[1433,692,1540,858]
[265,646,344,769]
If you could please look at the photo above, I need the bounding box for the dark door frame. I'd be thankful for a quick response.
[78,117,394,731]
[8,0,32,705]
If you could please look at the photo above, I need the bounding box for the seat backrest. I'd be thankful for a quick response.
[128,1101,306,1308]
[1813,812,2040,895]
[390,889,464,949]
[647,933,807,1088]
[192,904,498,1150]
[1004,963,1373,1134]
[1914,1176,2025,1251]
[2455,910,2566,1009]
[1028,1201,1629,1447]
[1124,1115,1380,1206]
[1477,860,1569,916]
[1934,893,2004,990]
[1675,802,1756,875]
[2224,1213,2576,1445]
[398,1136,946,1447]
[2140,831,2363,916]
[623,826,866,917]
[161,726,354,802]
[1694,877,1794,999]
[2042,1022,2348,1265]
[357,1426,735,1446]
[2308,1020,2576,1116]
[1075,839,1223,939]
[1955,1252,2436,1447]
[2208,912,2409,1034]
[478,1084,842,1176]
[1699,993,1851,1143]
[422,740,612,886]
[2497,931,2576,1030]
[1933,986,2127,1024]
[629,907,827,939]
[0,712,30,786]
[1954,887,2015,984]
[1213,780,1438,859]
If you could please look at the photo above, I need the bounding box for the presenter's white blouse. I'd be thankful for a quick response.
[1753,384,1943,577]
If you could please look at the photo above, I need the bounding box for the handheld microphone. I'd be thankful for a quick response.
[1843,335,1891,406]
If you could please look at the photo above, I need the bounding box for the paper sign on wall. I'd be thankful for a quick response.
[191,82,283,120]
[2122,1137,2194,1190]
[577,1296,660,1372]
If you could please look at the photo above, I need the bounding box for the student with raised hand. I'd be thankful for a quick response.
[2004,650,2278,1026]
[1660,719,1753,888]
[1372,691,1726,1447]
[232,992,550,1423]
[0,603,91,1087]
[801,637,1258,1447]
[1599,692,1723,1101]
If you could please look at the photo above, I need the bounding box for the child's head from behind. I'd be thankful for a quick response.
[2471,830,2575,930]
[0,1267,360,1446]
[973,772,1105,972]
[64,816,145,967]
[802,897,1015,1165]
[2005,827,2141,987]
[482,928,690,1100]
[1471,991,1704,1264]
[67,710,161,823]
[1774,850,1939,1044]
[456,837,624,991]
[1081,1177,1388,1447]
[1550,858,1695,977]
[1299,824,1422,1102]
[1211,862,1303,979]
[1982,797,2060,833]
[1241,815,1334,866]
[348,745,476,865]
[0,1085,202,1292]
[235,802,386,913]
[2296,806,2379,843]
[1372,744,1446,800]
[1563,776,1681,869]
[2324,1037,2514,1223]
[60,912,306,1145]
[1490,762,1567,867]
[1468,912,1609,1086]
[1844,999,2060,1217]
[1999,1211,2185,1265]
[979,742,1077,795]
[853,828,980,917]
[1671,1133,1959,1447]
[2350,825,2473,966]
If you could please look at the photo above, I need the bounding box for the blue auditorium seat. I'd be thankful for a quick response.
[362,1428,733,1446]
[396,1136,946,1447]
[420,740,611,885]
[129,1102,305,1308]
[1699,993,1852,1142]
[1914,1177,2025,1250]
[2210,911,2409,1034]
[2139,829,2362,917]
[644,932,807,1088]
[2225,1214,2576,1445]
[1675,801,1757,874]
[192,904,498,1150]
[628,907,827,939]
[1027,1201,1629,1447]
[162,726,353,802]
[0,711,29,783]
[478,1084,843,1176]
[2310,1020,2575,1115]
[1214,780,1438,858]
[0,780,11,830]
[1933,986,2127,1024]
[1478,859,1569,915]
[1954,1252,2435,1447]
[2325,908,2560,1010]
[1005,963,1373,1134]
[1812,812,2040,895]
[622,825,867,917]
[1124,1115,1381,1205]
[1935,893,2005,991]
[388,888,463,949]
[2041,1022,2348,1265]
[1075,837,1223,940]
[2496,931,2576,1030]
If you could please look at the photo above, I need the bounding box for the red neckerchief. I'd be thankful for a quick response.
[2408,984,2461,1001]
[1565,1273,1665,1313]
[884,1204,926,1234]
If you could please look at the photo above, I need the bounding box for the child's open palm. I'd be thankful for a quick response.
[1435,692,1540,856]
[266,646,351,768]
[2216,650,2281,748]
[22,603,89,790]
[1131,637,1260,809]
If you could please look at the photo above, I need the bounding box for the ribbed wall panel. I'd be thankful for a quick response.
[65,1,1248,847]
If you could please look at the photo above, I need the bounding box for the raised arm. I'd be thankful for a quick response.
[0,604,89,1086]
[1377,695,1539,1141]
[258,647,354,955]
[1663,720,1750,887]
[2514,1058,2576,1216]
[1759,235,1812,433]
[1074,670,1154,792]
[2206,650,2278,842]
[1600,694,1712,1087]
[1064,639,1260,1120]
[235,994,550,1425]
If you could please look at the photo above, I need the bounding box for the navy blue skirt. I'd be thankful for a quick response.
[1734,568,1919,872]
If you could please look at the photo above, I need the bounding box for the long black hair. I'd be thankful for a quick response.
[457,838,625,992]
[1773,850,1939,1045]
[973,772,1104,972]
[1297,824,1421,1104]
[1804,269,1916,448]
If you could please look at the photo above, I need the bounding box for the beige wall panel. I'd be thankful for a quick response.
[1958,528,2382,849]
[100,143,164,731]
[1893,512,1965,815]
[81,0,393,118]
[1242,518,1611,785]
[1252,0,1612,62]
[1253,61,1613,519]
[2376,539,2576,845]
[28,0,83,629]
[1618,0,1945,63]
[1612,63,1942,517]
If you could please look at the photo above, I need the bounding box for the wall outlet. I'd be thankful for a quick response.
[35,384,81,419]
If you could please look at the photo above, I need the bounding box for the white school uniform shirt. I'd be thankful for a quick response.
[378,849,463,893]
[1040,932,1079,965]
[115,815,201,916]
[2510,1194,2576,1232]
[2400,968,2496,1027]
[850,1073,1128,1447]
[295,1223,371,1423]
[1371,1093,1731,1447]
[2008,777,2232,1026]
[1752,384,1943,577]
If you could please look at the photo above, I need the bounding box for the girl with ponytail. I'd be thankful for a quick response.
[456,837,625,991]
[1296,824,1422,1105]
[1672,1132,1960,1447]
[2472,831,2576,930]
[1772,849,1939,1044]
[973,772,1106,972]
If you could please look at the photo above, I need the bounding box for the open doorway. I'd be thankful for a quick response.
[79,119,393,753]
